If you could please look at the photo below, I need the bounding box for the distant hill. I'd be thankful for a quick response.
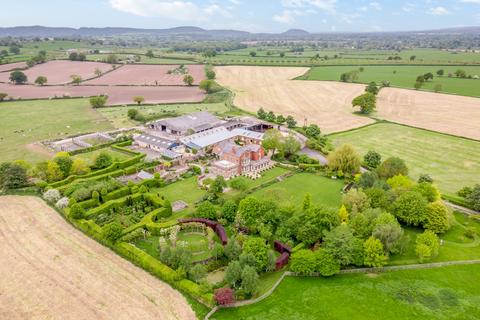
[0,25,478,40]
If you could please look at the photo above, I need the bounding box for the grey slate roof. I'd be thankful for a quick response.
[135,134,176,149]
[153,111,224,133]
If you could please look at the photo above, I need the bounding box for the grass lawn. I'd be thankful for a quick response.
[249,173,344,209]
[225,167,291,199]
[212,264,480,320]
[72,147,130,166]
[0,98,113,162]
[151,177,206,214]
[303,65,480,97]
[98,102,230,128]
[329,122,480,195]
[390,212,480,266]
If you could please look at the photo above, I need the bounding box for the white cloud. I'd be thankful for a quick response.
[369,2,381,10]
[428,6,450,16]
[109,0,234,21]
[402,3,415,12]
[461,0,480,4]
[273,10,297,24]
[281,0,337,13]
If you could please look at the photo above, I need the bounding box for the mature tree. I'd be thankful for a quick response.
[94,151,113,169]
[94,68,103,77]
[290,249,317,275]
[183,74,194,86]
[280,135,301,158]
[265,111,276,123]
[365,82,379,95]
[305,124,321,139]
[54,153,73,178]
[372,217,404,254]
[106,54,118,64]
[328,144,361,175]
[237,197,262,228]
[418,174,434,184]
[436,69,444,76]
[415,230,439,263]
[145,49,154,58]
[242,237,269,272]
[239,252,257,269]
[276,114,286,125]
[224,238,242,261]
[352,92,376,114]
[414,81,423,90]
[9,46,20,55]
[249,51,257,57]
[229,177,248,191]
[315,249,340,276]
[466,184,480,211]
[410,55,416,61]
[357,171,379,189]
[377,157,408,179]
[342,188,370,214]
[298,205,340,246]
[133,96,145,105]
[46,161,63,182]
[210,175,226,195]
[363,236,388,267]
[387,174,414,191]
[0,162,28,189]
[324,225,364,267]
[423,72,434,81]
[286,115,297,128]
[413,182,440,202]
[338,205,349,224]
[392,191,428,226]
[225,260,242,288]
[199,79,214,93]
[241,266,259,296]
[9,71,27,84]
[262,129,282,155]
[454,69,467,78]
[102,221,123,243]
[206,69,216,80]
[425,201,451,234]
[302,193,312,211]
[195,201,217,220]
[221,200,238,222]
[257,107,267,119]
[89,95,108,108]
[70,74,82,85]
[364,150,381,169]
[215,288,235,305]
[0,93,8,101]
[34,76,47,86]
[127,108,139,119]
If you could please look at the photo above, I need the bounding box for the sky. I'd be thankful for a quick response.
[1,0,480,33]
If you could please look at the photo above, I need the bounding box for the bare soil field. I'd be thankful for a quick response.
[84,64,205,86]
[0,60,114,84]
[0,83,205,105]
[0,196,196,320]
[376,88,480,140]
[215,66,374,133]
[0,62,27,73]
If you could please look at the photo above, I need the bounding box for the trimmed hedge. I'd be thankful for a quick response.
[102,186,131,202]
[442,194,476,211]
[68,139,128,156]
[113,243,214,306]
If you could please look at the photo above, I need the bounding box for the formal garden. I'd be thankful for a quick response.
[1,124,479,319]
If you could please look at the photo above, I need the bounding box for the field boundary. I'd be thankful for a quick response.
[205,259,480,319]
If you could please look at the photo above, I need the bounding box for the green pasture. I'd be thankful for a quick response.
[72,147,130,166]
[98,102,230,128]
[250,173,344,209]
[303,65,480,97]
[0,98,113,162]
[212,264,480,320]
[329,122,480,195]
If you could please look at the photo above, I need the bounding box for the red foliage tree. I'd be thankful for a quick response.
[215,288,235,305]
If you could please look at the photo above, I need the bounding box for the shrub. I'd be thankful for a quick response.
[102,221,123,243]
[415,230,439,263]
[229,177,249,191]
[377,157,408,179]
[424,201,451,234]
[392,191,428,226]
[43,189,61,202]
[315,249,340,276]
[215,288,235,305]
[363,236,388,267]
[89,95,108,108]
[69,203,85,219]
[328,144,361,175]
[195,201,217,219]
[94,151,113,169]
[290,249,317,275]
[56,197,69,209]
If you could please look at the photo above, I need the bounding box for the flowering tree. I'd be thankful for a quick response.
[214,288,235,305]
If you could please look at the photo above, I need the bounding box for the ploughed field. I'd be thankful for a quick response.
[83,64,205,86]
[0,62,27,73]
[216,66,480,140]
[0,196,196,320]
[0,60,115,84]
[215,66,374,134]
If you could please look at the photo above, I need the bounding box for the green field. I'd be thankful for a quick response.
[303,65,480,97]
[250,173,344,209]
[0,99,112,162]
[212,264,480,320]
[329,123,480,195]
[72,147,130,166]
[98,102,230,128]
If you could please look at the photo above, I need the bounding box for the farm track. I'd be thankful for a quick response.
[0,196,196,320]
